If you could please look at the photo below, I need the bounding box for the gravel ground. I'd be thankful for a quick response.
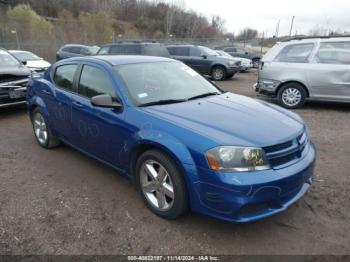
[0,70,349,255]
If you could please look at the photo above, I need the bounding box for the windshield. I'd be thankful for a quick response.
[11,51,40,61]
[198,46,218,56]
[88,46,100,54]
[0,50,21,67]
[216,50,232,58]
[115,62,221,106]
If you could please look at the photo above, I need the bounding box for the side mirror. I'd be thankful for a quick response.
[91,94,122,109]
[201,55,207,59]
[22,61,27,65]
[245,51,249,55]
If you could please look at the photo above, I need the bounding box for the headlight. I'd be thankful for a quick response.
[205,146,270,172]
[228,61,235,67]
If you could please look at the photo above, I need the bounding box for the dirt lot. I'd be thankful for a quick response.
[0,70,349,255]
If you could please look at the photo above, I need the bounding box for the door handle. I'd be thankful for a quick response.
[72,101,83,107]
[42,89,51,95]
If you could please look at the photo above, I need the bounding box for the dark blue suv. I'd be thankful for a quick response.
[27,55,316,223]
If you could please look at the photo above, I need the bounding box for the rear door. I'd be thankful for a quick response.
[70,63,127,165]
[307,41,350,101]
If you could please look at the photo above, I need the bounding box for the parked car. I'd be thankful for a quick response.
[56,44,99,61]
[9,50,50,73]
[97,42,170,58]
[254,36,350,108]
[216,50,253,71]
[27,55,316,223]
[167,45,241,81]
[216,46,261,68]
[0,48,31,108]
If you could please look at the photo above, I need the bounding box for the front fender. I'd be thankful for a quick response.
[27,95,49,118]
[122,126,199,183]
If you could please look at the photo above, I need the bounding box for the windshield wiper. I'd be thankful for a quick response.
[139,99,187,107]
[187,92,220,101]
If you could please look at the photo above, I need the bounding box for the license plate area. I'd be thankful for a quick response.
[9,89,26,99]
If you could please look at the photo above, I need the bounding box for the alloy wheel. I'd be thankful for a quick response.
[140,160,175,211]
[212,68,224,80]
[33,112,48,145]
[281,88,302,107]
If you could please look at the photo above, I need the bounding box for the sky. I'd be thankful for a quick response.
[172,0,350,37]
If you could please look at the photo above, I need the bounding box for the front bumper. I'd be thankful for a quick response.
[227,67,241,75]
[0,79,28,108]
[191,142,316,223]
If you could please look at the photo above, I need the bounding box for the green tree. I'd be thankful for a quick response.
[79,11,114,44]
[6,4,53,42]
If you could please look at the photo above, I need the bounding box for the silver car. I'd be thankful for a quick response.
[254,37,350,108]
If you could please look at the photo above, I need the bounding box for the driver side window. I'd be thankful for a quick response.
[190,47,201,57]
[78,65,116,99]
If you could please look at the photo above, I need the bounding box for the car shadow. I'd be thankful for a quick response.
[0,105,27,118]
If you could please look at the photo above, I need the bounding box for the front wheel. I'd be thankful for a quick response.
[136,150,189,219]
[211,66,226,81]
[277,83,307,109]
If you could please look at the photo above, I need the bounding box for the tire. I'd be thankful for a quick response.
[277,83,307,109]
[226,73,235,79]
[211,66,226,81]
[31,108,60,149]
[136,149,189,219]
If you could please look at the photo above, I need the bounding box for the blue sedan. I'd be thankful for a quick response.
[26,55,316,222]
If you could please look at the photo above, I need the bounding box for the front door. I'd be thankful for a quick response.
[70,64,127,166]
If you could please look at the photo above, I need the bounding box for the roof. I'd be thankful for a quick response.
[69,55,175,66]
[101,42,163,47]
[283,36,350,42]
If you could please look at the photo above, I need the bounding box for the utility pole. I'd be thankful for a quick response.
[275,19,280,38]
[289,16,295,38]
[260,31,265,56]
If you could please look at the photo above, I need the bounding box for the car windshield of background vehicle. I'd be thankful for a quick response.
[0,50,21,67]
[198,46,218,56]
[274,43,314,63]
[315,42,350,64]
[88,46,100,54]
[13,51,40,61]
[114,62,221,106]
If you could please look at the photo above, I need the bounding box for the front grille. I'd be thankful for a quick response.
[0,78,28,104]
[0,75,28,84]
[263,131,308,168]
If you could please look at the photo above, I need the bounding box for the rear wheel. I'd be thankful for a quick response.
[277,83,307,109]
[136,150,189,219]
[31,108,60,148]
[211,66,226,81]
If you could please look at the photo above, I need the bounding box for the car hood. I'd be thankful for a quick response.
[142,93,304,147]
[0,65,31,83]
[26,60,51,69]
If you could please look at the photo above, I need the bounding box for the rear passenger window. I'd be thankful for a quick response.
[78,65,116,98]
[167,47,189,56]
[69,47,81,54]
[315,42,350,65]
[109,45,124,54]
[275,43,314,63]
[123,45,141,54]
[225,47,236,52]
[53,64,78,91]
